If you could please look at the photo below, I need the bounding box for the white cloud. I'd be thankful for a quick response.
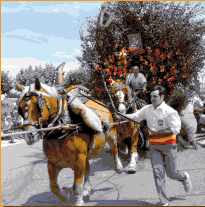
[75,6,80,9]
[52,51,73,58]
[53,9,59,12]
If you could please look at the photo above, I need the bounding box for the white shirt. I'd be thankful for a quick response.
[132,101,181,135]
[126,73,147,91]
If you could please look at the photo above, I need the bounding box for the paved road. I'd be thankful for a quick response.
[1,139,205,206]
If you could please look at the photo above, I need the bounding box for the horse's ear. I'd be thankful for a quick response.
[35,78,41,91]
[16,82,24,91]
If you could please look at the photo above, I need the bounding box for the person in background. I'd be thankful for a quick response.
[126,65,148,109]
[121,85,192,206]
[193,96,205,133]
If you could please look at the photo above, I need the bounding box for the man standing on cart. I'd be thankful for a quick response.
[126,65,148,109]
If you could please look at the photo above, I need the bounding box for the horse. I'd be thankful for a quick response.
[109,82,141,173]
[17,79,123,206]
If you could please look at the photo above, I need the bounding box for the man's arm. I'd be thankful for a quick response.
[121,106,147,123]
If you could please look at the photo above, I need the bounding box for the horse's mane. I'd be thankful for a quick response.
[18,82,59,104]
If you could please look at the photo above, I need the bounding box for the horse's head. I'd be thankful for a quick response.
[17,79,59,145]
[110,82,133,114]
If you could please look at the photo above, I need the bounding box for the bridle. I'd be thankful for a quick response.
[20,86,53,129]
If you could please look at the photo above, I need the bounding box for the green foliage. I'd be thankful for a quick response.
[1,71,14,94]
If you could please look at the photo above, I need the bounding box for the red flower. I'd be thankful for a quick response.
[183,73,190,78]
[150,57,155,62]
[168,76,175,82]
[161,53,166,61]
[118,70,122,76]
[153,63,157,70]
[114,43,118,47]
[107,79,114,83]
[168,82,173,88]
[155,49,160,56]
[158,79,163,84]
[106,69,112,76]
[163,40,168,49]
[122,68,126,73]
[112,56,115,62]
[175,42,179,47]
[188,60,192,64]
[97,66,102,71]
[167,51,173,59]
[114,67,117,74]
[104,58,107,62]
[101,51,105,55]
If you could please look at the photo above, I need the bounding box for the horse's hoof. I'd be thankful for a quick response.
[115,166,123,174]
[75,200,85,206]
[127,165,137,174]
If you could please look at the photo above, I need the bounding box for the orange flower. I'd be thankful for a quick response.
[97,66,102,71]
[160,65,165,72]
[140,56,144,61]
[164,73,169,79]
[155,49,160,56]
[114,43,118,47]
[129,48,135,52]
[136,16,141,22]
[152,77,157,84]
[104,58,108,62]
[140,65,143,71]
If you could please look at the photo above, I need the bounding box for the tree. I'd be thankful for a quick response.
[1,70,14,94]
[80,1,205,101]
[15,64,58,86]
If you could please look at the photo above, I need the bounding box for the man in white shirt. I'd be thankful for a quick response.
[126,65,148,109]
[122,85,192,206]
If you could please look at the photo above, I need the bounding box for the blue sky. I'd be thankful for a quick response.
[1,1,102,77]
[1,1,205,79]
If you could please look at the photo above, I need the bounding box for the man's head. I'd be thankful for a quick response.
[150,85,166,108]
[133,66,139,78]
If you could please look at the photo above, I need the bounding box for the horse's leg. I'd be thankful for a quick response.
[48,161,66,202]
[107,129,123,174]
[73,153,86,206]
[83,159,91,202]
[127,129,139,174]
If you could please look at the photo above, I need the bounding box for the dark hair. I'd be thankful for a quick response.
[151,85,166,96]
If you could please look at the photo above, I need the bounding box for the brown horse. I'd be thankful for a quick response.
[17,79,123,206]
[109,82,140,173]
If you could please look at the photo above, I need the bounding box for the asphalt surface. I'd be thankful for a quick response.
[1,138,205,206]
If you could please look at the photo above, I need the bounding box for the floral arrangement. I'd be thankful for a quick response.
[94,39,192,93]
